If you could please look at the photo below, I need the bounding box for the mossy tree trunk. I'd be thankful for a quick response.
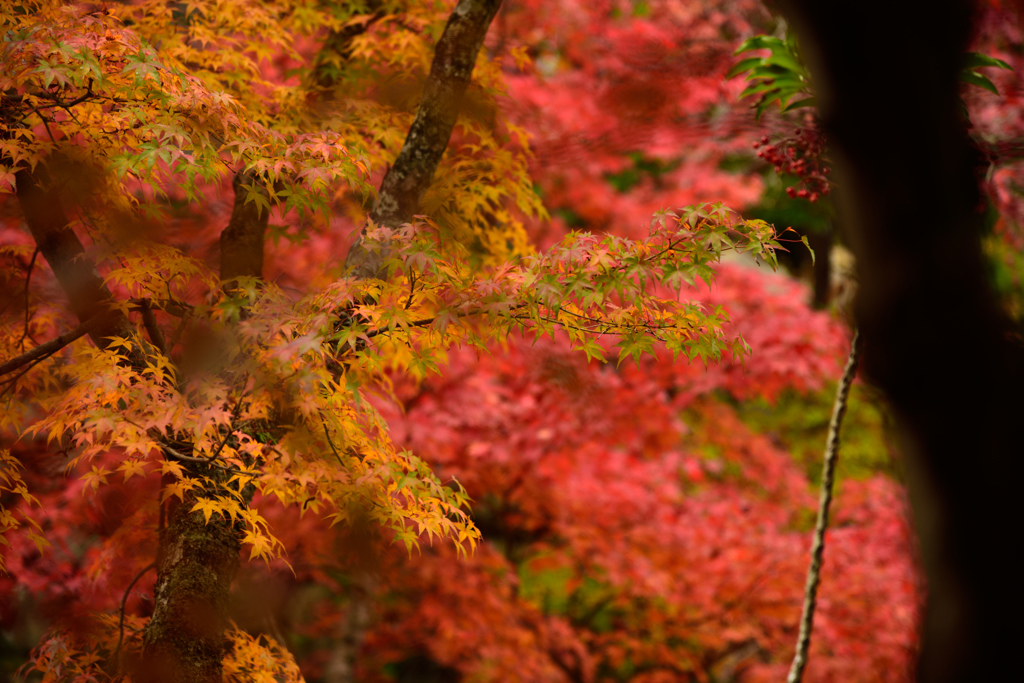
[140,483,242,683]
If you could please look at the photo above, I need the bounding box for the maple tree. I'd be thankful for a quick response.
[1,0,1019,682]
[0,0,787,680]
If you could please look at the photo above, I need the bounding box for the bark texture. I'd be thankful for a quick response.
[140,473,242,683]
[345,0,503,279]
[329,3,502,679]
[775,2,1024,680]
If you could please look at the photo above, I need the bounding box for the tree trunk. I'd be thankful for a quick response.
[345,0,504,279]
[775,2,1024,680]
[142,0,504,676]
[11,161,244,683]
[140,479,242,683]
[139,170,270,682]
[11,2,504,678]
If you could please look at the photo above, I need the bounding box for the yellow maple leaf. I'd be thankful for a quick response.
[190,497,222,525]
[118,459,148,482]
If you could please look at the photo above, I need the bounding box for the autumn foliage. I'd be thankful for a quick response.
[1,0,1020,681]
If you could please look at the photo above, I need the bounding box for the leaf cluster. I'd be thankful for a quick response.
[959,51,1013,96]
[729,33,814,120]
[730,36,1012,120]
[0,2,372,219]
[0,449,48,573]
[359,203,783,369]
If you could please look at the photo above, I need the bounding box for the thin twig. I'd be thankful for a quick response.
[17,248,39,347]
[356,303,530,343]
[207,377,249,462]
[0,354,48,400]
[787,328,864,683]
[361,316,435,340]
[128,297,193,318]
[405,271,417,310]
[30,78,95,110]
[112,561,156,666]
[318,411,345,465]
[27,104,57,143]
[162,442,255,478]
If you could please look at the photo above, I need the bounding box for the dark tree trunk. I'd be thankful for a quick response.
[774,2,1024,680]
[219,171,271,288]
[807,228,832,310]
[345,0,504,279]
[14,168,137,350]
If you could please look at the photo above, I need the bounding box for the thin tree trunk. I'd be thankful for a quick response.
[787,329,863,683]
[14,168,138,352]
[327,2,503,679]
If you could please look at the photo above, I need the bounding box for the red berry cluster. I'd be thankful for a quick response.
[752,125,831,202]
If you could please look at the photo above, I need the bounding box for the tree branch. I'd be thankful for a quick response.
[112,561,157,668]
[345,0,503,279]
[13,168,135,345]
[17,247,39,347]
[311,3,384,92]
[787,328,863,683]
[139,299,166,353]
[0,314,106,377]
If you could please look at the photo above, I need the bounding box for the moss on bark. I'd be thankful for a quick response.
[140,493,241,683]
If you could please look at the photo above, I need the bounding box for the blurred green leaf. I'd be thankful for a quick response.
[726,57,764,79]
[733,35,786,55]
[959,69,1000,95]
[764,52,806,75]
[739,81,782,99]
[782,97,817,112]
[962,51,1012,71]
